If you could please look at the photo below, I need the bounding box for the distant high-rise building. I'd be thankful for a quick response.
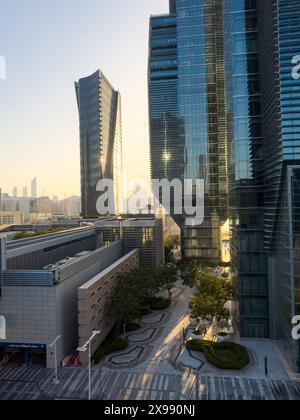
[31,177,37,199]
[148,0,228,260]
[22,187,28,198]
[18,197,30,222]
[12,187,18,198]
[36,196,52,214]
[75,70,123,218]
[3,198,17,212]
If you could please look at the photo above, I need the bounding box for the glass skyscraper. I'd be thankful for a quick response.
[149,0,300,372]
[257,0,300,373]
[149,0,228,261]
[75,70,123,218]
[223,0,268,338]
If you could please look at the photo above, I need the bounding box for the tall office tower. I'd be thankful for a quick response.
[223,1,268,339]
[148,0,228,260]
[75,70,123,218]
[12,187,18,198]
[257,0,300,373]
[22,187,28,198]
[31,177,37,199]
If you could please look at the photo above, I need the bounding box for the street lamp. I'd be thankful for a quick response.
[77,330,101,401]
[49,336,61,385]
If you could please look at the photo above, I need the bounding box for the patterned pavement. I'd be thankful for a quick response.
[0,367,300,400]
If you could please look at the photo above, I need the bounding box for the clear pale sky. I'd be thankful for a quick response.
[0,0,168,198]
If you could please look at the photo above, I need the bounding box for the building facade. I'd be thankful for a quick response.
[78,249,139,365]
[0,212,23,226]
[0,226,139,368]
[95,217,164,267]
[223,0,268,338]
[148,0,228,261]
[257,0,300,372]
[75,70,123,218]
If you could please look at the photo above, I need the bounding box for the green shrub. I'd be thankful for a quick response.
[118,322,141,334]
[92,347,105,365]
[139,306,152,316]
[92,330,129,365]
[186,340,250,370]
[13,228,67,241]
[149,297,171,311]
[103,337,129,354]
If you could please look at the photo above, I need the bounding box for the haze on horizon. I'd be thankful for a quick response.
[0,0,168,199]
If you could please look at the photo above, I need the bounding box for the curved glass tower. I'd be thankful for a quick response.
[75,70,123,218]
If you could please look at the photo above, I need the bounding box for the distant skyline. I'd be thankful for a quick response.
[0,0,168,199]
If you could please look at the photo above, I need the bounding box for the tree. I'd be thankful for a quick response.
[154,266,177,297]
[189,295,217,322]
[108,267,168,327]
[109,277,143,327]
[177,259,201,288]
[194,272,233,302]
[189,272,233,325]
[164,235,180,262]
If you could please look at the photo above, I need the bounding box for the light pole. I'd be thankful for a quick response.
[77,330,101,401]
[49,336,61,385]
[123,323,126,339]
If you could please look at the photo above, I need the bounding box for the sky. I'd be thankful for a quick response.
[0,0,168,198]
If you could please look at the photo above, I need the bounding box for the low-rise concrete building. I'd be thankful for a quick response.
[0,226,142,368]
[78,249,139,364]
[0,212,22,225]
[95,217,164,267]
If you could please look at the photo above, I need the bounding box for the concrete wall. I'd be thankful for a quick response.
[78,249,139,365]
[0,285,57,347]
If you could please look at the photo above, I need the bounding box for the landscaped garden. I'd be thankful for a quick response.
[186,340,250,370]
[109,266,177,328]
[92,329,129,365]
[92,265,177,364]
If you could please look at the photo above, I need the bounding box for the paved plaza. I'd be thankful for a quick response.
[0,283,299,401]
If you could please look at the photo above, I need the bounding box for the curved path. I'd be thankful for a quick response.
[102,283,191,373]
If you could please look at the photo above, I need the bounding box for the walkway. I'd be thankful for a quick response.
[1,367,299,400]
[103,283,191,372]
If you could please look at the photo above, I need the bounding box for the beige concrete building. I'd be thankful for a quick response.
[78,249,139,364]
[0,212,22,225]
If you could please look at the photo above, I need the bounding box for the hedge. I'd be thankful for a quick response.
[118,322,141,334]
[148,297,171,311]
[92,332,129,365]
[139,306,152,316]
[186,340,250,370]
